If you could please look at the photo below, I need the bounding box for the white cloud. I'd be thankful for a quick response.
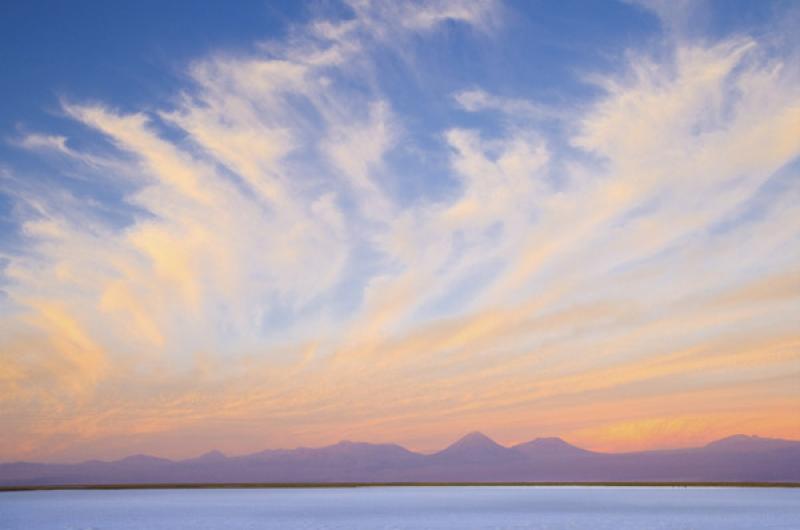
[16,133,71,154]
[454,89,554,120]
[1,0,799,459]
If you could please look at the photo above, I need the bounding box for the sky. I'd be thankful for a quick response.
[0,0,799,463]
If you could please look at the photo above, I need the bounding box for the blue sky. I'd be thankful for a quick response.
[1,0,799,462]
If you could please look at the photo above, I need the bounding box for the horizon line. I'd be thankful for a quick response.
[4,481,800,493]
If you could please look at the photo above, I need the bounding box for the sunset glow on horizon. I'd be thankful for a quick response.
[1,0,799,463]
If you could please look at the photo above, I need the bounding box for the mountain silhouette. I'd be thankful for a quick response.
[182,450,227,464]
[512,437,594,458]
[433,432,518,462]
[702,434,800,453]
[2,433,799,486]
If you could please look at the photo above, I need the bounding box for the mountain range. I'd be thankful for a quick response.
[2,433,799,486]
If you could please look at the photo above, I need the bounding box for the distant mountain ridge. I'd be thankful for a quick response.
[512,437,595,458]
[2,433,799,486]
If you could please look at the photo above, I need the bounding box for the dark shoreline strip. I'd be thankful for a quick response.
[2,481,799,492]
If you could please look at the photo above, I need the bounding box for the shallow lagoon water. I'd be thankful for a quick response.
[1,486,798,529]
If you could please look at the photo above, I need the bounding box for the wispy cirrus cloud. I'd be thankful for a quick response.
[1,0,798,461]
